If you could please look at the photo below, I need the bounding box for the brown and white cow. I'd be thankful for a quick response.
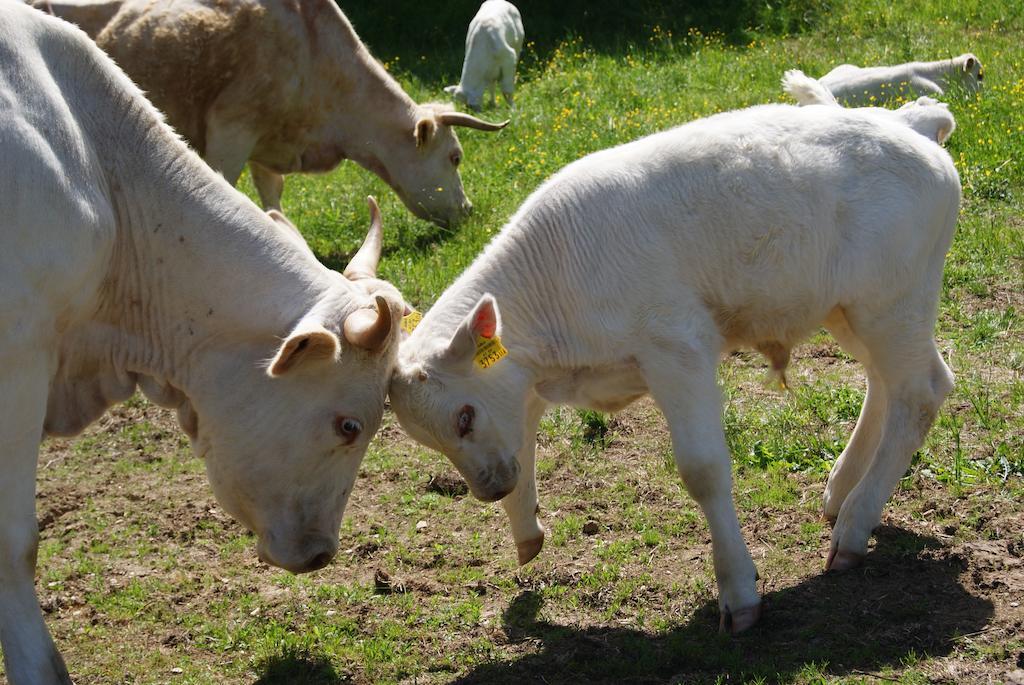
[39,0,508,226]
[1,5,406,682]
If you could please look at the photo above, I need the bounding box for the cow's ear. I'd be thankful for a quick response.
[964,56,976,71]
[444,295,500,365]
[266,209,302,239]
[268,326,340,376]
[415,117,436,148]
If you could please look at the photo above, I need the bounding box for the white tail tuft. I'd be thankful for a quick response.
[781,69,839,107]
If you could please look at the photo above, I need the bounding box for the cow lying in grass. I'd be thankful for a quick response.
[446,0,525,110]
[1,5,405,682]
[782,69,957,144]
[819,53,983,105]
[389,99,960,634]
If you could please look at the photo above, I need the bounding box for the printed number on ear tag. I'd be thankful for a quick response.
[474,335,508,369]
[400,310,423,335]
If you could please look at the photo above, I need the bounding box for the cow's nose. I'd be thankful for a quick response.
[294,537,337,573]
[475,457,520,502]
[300,549,335,573]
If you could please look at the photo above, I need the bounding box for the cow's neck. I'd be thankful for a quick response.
[310,12,420,177]
[418,213,584,373]
[96,127,335,389]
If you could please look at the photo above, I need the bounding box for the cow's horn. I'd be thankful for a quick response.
[343,196,382,281]
[438,112,509,132]
[343,295,393,352]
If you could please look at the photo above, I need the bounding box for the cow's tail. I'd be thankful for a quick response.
[781,69,839,107]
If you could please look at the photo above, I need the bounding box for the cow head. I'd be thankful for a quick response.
[183,208,405,574]
[444,84,482,111]
[388,295,525,503]
[957,53,983,93]
[384,103,506,228]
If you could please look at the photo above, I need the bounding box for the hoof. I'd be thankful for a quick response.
[822,512,837,528]
[516,535,544,565]
[718,602,762,635]
[825,547,864,572]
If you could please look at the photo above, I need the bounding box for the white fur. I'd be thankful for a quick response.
[783,69,957,144]
[1,6,404,681]
[445,0,524,110]
[819,53,983,105]
[390,102,961,632]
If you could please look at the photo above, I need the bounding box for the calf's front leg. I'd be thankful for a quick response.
[501,399,547,565]
[639,340,761,634]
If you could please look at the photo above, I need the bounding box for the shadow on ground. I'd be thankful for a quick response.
[453,527,992,684]
[253,647,345,685]
[250,526,991,684]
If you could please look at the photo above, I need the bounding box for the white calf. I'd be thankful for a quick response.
[445,0,524,110]
[389,103,960,634]
[820,53,983,105]
[783,69,957,144]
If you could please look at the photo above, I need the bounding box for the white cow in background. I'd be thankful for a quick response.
[389,102,960,634]
[782,69,957,144]
[1,5,406,682]
[819,53,983,105]
[38,0,508,226]
[446,0,524,110]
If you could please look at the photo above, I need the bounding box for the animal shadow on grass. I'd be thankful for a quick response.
[253,646,344,685]
[453,526,994,684]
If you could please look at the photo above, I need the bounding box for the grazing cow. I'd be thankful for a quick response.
[782,69,957,144]
[445,0,525,110]
[51,0,508,226]
[1,5,406,682]
[819,53,983,105]
[389,103,960,634]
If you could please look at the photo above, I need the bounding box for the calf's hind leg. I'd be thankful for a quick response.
[499,47,518,107]
[821,307,888,523]
[639,341,760,633]
[0,352,72,684]
[828,316,953,571]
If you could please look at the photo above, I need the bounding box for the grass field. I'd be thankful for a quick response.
[11,0,1024,683]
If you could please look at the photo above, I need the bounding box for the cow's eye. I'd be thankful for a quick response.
[456,404,474,438]
[334,416,362,444]
[450,151,462,167]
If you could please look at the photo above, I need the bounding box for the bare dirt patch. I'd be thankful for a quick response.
[19,390,1024,684]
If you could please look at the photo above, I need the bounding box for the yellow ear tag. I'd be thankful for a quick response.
[474,334,508,369]
[400,310,422,335]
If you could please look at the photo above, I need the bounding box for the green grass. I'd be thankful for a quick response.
[237,5,1024,677]
[10,0,1024,683]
